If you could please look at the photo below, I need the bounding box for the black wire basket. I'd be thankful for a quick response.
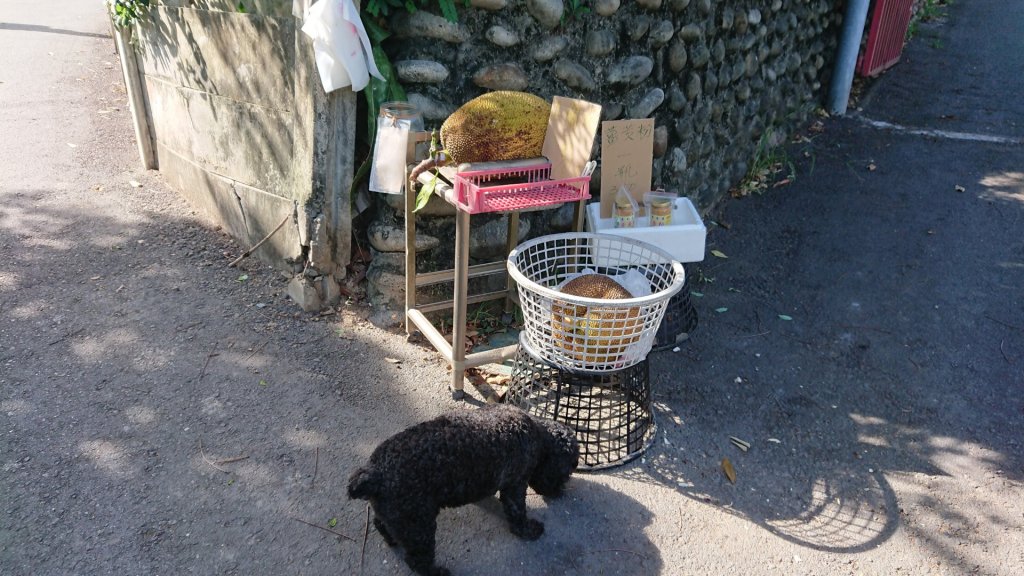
[507,335,655,470]
[651,277,698,351]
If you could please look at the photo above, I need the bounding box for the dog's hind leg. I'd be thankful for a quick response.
[373,516,397,547]
[398,515,449,576]
[499,484,544,540]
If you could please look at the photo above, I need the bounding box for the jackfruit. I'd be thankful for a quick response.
[552,274,642,364]
[440,91,550,164]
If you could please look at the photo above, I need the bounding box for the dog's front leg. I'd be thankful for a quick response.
[499,484,544,540]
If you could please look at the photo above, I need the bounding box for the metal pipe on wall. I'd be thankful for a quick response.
[828,0,872,115]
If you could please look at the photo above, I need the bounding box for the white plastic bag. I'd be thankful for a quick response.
[369,102,424,194]
[301,0,383,93]
[369,120,410,194]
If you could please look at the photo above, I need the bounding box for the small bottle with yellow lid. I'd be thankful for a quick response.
[645,191,676,227]
[613,187,637,228]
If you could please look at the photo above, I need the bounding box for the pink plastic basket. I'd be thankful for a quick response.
[451,163,591,214]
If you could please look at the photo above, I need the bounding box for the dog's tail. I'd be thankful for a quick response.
[347,466,380,500]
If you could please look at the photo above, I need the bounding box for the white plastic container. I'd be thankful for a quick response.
[585,197,707,263]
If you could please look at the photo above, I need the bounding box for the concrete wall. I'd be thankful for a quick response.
[128,0,353,308]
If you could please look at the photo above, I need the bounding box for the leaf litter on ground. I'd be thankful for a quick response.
[721,458,737,484]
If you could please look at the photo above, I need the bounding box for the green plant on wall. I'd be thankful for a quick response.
[353,0,475,200]
[731,128,795,197]
[108,0,151,29]
[365,0,469,24]
[907,0,953,40]
[562,0,590,24]
[348,17,408,200]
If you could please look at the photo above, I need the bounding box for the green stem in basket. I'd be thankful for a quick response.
[413,129,449,213]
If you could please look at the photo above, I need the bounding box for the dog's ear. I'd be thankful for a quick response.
[536,418,579,462]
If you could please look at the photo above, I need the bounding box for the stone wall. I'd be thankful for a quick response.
[384,0,841,207]
[129,0,353,310]
[363,0,843,324]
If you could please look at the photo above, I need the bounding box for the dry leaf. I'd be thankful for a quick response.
[721,458,737,484]
[465,368,487,387]
[711,249,729,259]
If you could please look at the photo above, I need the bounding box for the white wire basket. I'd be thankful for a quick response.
[507,233,685,373]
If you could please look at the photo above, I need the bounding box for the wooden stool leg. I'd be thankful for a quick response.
[450,209,471,399]
[404,174,417,335]
[504,211,520,313]
[572,199,586,232]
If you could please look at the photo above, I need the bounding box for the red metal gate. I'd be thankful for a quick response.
[858,0,916,76]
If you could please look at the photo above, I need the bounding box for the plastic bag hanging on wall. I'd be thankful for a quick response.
[301,0,383,93]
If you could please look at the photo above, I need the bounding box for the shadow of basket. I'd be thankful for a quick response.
[607,402,901,554]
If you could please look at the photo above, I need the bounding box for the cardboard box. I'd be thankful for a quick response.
[585,197,706,263]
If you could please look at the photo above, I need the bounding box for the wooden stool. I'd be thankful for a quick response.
[402,132,587,398]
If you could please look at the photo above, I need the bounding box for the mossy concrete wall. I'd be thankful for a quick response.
[128,0,352,307]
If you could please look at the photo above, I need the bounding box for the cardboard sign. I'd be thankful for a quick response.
[599,118,654,218]
[541,97,603,182]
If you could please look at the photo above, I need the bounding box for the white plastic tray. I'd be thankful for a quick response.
[585,197,706,263]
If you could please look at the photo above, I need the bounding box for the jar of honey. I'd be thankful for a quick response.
[649,197,673,226]
[614,199,635,228]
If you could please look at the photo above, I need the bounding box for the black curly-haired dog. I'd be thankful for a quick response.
[348,404,579,576]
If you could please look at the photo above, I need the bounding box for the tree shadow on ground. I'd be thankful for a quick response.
[1,182,660,575]
[608,123,1024,571]
[0,186,450,574]
[0,22,110,39]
